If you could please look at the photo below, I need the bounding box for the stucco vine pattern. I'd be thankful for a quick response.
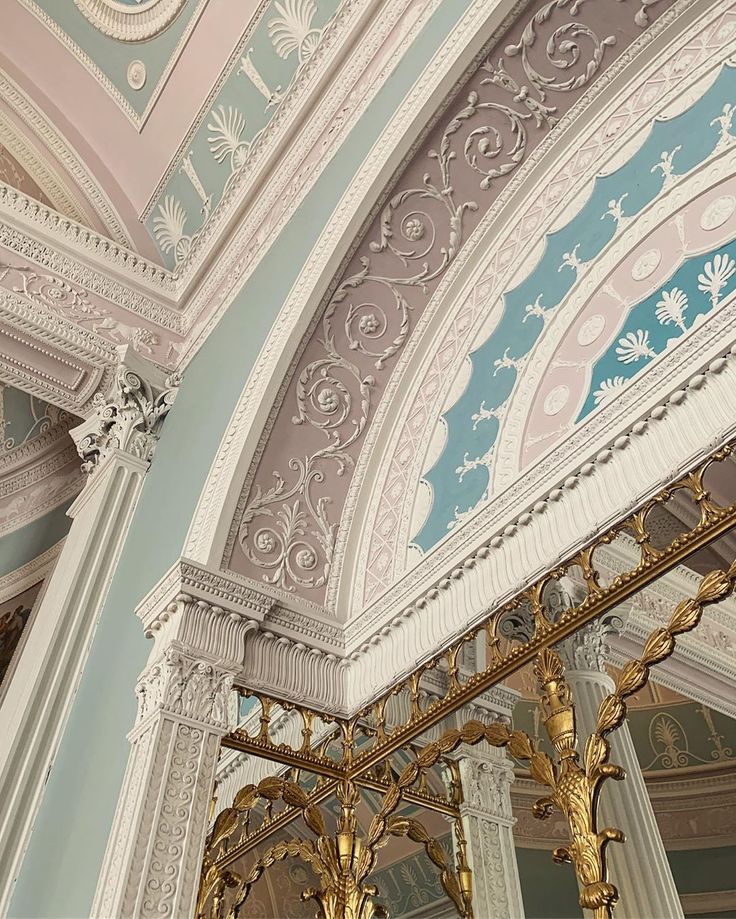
[230,0,675,598]
[413,63,736,552]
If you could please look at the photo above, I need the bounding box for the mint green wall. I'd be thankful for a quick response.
[516,848,582,919]
[32,0,202,114]
[0,499,73,579]
[669,846,736,896]
[7,3,476,915]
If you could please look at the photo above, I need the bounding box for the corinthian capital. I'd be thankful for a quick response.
[71,345,180,474]
[133,593,260,732]
[134,647,236,730]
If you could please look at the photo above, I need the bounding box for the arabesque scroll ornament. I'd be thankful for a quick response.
[237,0,619,593]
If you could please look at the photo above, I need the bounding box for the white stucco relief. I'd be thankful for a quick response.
[344,3,736,622]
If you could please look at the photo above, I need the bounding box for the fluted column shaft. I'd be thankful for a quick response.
[565,666,684,919]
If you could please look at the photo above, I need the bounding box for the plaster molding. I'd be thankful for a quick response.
[0,0,474,376]
[0,286,119,413]
[0,192,176,303]
[0,447,152,915]
[227,0,673,603]
[0,71,132,246]
[18,0,209,129]
[453,742,524,919]
[164,0,445,292]
[0,447,81,539]
[180,346,736,713]
[73,0,187,42]
[93,589,262,919]
[183,0,532,564]
[0,112,92,230]
[0,346,188,913]
[70,349,180,474]
[135,558,276,628]
[346,0,733,617]
[0,539,63,604]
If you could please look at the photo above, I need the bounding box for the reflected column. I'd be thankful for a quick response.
[454,742,526,919]
[556,608,684,919]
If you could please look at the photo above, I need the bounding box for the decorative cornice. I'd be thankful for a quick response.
[0,191,176,301]
[0,538,63,604]
[136,558,275,629]
[193,345,736,713]
[0,0,454,377]
[0,71,132,246]
[347,278,736,653]
[0,112,90,229]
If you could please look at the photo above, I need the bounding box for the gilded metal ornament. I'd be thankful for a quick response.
[198,439,736,918]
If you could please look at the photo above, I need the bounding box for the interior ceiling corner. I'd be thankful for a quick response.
[0,0,479,399]
[219,0,724,625]
[136,0,736,714]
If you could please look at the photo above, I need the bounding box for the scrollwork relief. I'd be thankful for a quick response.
[234,0,628,595]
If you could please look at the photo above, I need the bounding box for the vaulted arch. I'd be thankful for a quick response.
[190,0,730,657]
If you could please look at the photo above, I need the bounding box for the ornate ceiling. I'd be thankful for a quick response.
[0,0,378,264]
[2,0,736,717]
[225,0,736,629]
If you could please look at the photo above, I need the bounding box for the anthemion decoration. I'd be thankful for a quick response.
[2,0,736,917]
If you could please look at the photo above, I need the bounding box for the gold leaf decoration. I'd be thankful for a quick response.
[616,659,648,697]
[642,627,675,664]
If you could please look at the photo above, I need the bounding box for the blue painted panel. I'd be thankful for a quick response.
[413,64,736,553]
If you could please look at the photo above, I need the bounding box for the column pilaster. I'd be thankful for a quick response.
[443,689,525,919]
[0,348,179,916]
[557,616,684,919]
[92,589,261,919]
[455,744,525,919]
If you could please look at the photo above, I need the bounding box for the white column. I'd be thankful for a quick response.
[91,590,260,919]
[559,622,684,919]
[0,348,179,916]
[455,743,525,919]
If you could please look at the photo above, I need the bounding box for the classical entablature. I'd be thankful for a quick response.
[0,0,455,404]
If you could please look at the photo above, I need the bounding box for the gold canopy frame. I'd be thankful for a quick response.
[197,438,736,919]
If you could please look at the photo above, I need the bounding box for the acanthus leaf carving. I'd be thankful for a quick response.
[74,360,181,474]
[135,647,234,730]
